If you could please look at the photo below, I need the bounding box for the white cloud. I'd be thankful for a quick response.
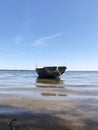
[32,32,64,46]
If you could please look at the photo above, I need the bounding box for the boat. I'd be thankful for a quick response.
[36,66,67,78]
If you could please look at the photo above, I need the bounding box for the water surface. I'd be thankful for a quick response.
[0,70,98,129]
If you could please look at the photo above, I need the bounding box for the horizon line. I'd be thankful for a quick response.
[0,69,98,71]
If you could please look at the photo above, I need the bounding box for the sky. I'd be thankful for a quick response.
[0,0,98,70]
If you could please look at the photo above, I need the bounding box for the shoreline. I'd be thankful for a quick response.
[0,70,98,129]
[0,97,98,130]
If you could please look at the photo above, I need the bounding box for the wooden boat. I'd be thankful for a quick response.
[36,66,67,78]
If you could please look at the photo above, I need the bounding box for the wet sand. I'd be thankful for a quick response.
[0,85,98,130]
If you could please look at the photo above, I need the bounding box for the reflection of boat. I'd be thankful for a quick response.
[36,66,67,78]
[36,78,65,88]
[41,93,67,96]
[36,78,63,84]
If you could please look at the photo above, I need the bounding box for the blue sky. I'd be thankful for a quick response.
[0,0,98,70]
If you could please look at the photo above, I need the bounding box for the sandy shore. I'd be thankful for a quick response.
[0,96,98,130]
[0,81,98,130]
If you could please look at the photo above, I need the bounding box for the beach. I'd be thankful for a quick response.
[0,70,98,130]
[0,94,98,130]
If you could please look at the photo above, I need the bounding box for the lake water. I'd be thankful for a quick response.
[0,70,98,100]
[0,70,98,129]
[1,70,98,86]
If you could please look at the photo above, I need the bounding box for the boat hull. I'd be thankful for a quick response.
[36,66,67,78]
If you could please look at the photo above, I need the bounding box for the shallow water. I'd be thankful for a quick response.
[0,70,98,129]
[0,70,98,99]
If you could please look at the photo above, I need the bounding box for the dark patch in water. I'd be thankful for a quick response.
[41,93,67,96]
